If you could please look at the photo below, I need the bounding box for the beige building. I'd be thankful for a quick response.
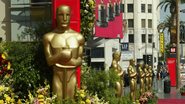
[0,0,11,41]
[122,0,160,71]
[0,0,51,41]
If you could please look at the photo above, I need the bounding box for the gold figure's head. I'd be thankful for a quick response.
[56,5,71,29]
[129,59,135,66]
[113,51,121,61]
[148,66,152,69]
[145,64,149,68]
[138,61,144,67]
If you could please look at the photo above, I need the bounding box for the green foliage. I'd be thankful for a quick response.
[17,21,52,41]
[81,66,132,104]
[180,85,185,93]
[165,43,171,59]
[17,27,36,41]
[80,0,95,41]
[34,21,52,41]
[157,0,176,14]
[1,42,51,99]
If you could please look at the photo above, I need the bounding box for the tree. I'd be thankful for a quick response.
[157,0,185,44]
[157,15,173,33]
[80,0,95,41]
[157,0,176,28]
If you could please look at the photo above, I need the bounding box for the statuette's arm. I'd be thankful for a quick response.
[43,35,72,66]
[128,66,137,78]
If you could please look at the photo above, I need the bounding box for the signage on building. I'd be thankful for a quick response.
[121,43,129,51]
[170,47,176,53]
[159,32,164,53]
[121,51,134,60]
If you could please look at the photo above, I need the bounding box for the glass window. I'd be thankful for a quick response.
[142,34,146,43]
[148,34,153,43]
[127,4,134,12]
[91,47,104,58]
[31,0,50,3]
[120,4,124,12]
[141,4,145,13]
[128,19,134,28]
[141,19,146,28]
[148,19,152,28]
[148,4,152,13]
[129,34,134,43]
[30,0,51,21]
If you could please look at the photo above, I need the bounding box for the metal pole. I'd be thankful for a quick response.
[176,0,180,89]
[145,30,147,64]
[152,42,154,70]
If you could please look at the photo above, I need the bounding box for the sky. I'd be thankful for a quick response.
[160,4,185,22]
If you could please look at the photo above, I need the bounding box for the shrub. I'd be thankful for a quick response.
[1,42,52,98]
[81,66,132,104]
[180,85,185,94]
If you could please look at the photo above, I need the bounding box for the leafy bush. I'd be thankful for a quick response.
[1,42,52,98]
[80,0,95,41]
[180,85,185,94]
[81,66,132,104]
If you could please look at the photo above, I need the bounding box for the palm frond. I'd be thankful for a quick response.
[181,0,185,3]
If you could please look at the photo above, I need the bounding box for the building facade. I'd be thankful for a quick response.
[0,0,51,41]
[0,0,11,41]
[122,0,160,71]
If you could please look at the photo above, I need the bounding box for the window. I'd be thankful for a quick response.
[129,34,134,43]
[30,0,51,21]
[31,0,50,6]
[91,47,104,58]
[142,34,146,43]
[148,19,152,28]
[141,4,145,13]
[153,42,155,48]
[31,0,50,3]
[128,19,134,28]
[127,4,134,12]
[120,4,124,12]
[148,34,153,43]
[141,19,146,28]
[148,4,152,13]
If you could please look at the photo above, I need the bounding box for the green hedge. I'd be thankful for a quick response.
[1,42,52,98]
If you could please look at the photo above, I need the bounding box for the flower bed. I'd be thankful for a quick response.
[139,91,158,104]
[0,42,158,104]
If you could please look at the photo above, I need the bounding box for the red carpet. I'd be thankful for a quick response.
[158,99,185,104]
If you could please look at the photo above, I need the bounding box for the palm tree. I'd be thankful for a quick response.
[157,0,185,21]
[157,0,176,28]
[157,15,173,33]
[157,0,185,44]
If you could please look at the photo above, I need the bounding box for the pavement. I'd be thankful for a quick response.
[123,76,185,99]
[156,87,185,99]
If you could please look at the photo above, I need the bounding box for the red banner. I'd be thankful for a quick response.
[95,0,123,38]
[52,0,81,88]
[167,58,176,86]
